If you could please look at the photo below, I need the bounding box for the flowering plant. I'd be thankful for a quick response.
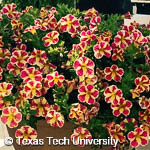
[0,3,150,150]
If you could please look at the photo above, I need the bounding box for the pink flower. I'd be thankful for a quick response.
[139,96,150,109]
[135,75,150,93]
[80,30,96,45]
[15,125,37,143]
[0,82,13,97]
[24,25,38,35]
[1,106,22,128]
[42,31,59,47]
[104,85,123,104]
[30,97,50,117]
[46,110,64,128]
[0,48,11,64]
[20,67,42,82]
[104,64,124,82]
[28,48,48,67]
[128,128,149,148]
[58,14,80,34]
[139,109,150,123]
[89,16,101,32]
[84,8,98,22]
[24,80,42,99]
[46,71,64,88]
[78,84,99,105]
[73,56,95,77]
[93,41,112,59]
[12,44,27,52]
[111,98,132,117]
[71,127,92,147]
[7,62,24,77]
[114,30,131,49]
[10,50,28,68]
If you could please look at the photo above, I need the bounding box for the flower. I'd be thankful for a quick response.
[0,67,3,80]
[65,79,77,94]
[139,109,150,123]
[78,84,99,105]
[15,90,28,109]
[0,82,13,97]
[1,3,17,19]
[130,88,140,99]
[24,25,38,35]
[135,75,150,93]
[30,97,50,117]
[131,30,148,48]
[7,62,24,77]
[108,124,126,143]
[40,62,57,74]
[42,31,59,47]
[93,41,112,59]
[15,125,37,143]
[84,8,98,22]
[47,13,57,30]
[140,122,150,135]
[28,48,48,67]
[12,44,27,51]
[80,30,96,45]
[24,80,42,99]
[11,30,23,43]
[50,104,60,112]
[104,85,123,104]
[0,96,11,110]
[20,67,42,82]
[0,48,11,64]
[128,128,149,148]
[69,103,88,124]
[58,14,80,34]
[1,106,22,128]
[104,64,124,82]
[10,50,28,68]
[89,16,101,32]
[73,56,95,77]
[0,36,4,47]
[35,18,49,31]
[112,43,125,62]
[111,98,132,117]
[139,96,150,109]
[71,127,92,147]
[114,30,131,49]
[11,19,23,30]
[46,110,64,128]
[46,71,64,88]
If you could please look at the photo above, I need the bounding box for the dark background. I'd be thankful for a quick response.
[77,0,150,14]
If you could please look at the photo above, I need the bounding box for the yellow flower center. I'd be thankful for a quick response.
[28,74,35,79]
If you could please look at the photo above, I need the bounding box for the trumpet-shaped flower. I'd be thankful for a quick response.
[15,125,37,143]
[1,106,22,128]
[80,30,96,45]
[20,67,42,82]
[30,97,50,117]
[10,50,28,68]
[128,128,149,148]
[104,65,124,82]
[46,110,64,128]
[28,49,48,67]
[93,41,112,59]
[42,31,59,47]
[139,109,150,123]
[73,56,95,77]
[7,62,24,77]
[111,98,132,117]
[0,48,11,64]
[71,127,92,147]
[114,30,131,49]
[0,82,13,97]
[78,84,99,105]
[104,85,123,104]
[135,75,150,93]
[24,80,42,99]
[58,14,80,34]
[46,71,64,88]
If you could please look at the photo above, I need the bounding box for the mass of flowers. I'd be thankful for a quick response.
[0,2,150,150]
